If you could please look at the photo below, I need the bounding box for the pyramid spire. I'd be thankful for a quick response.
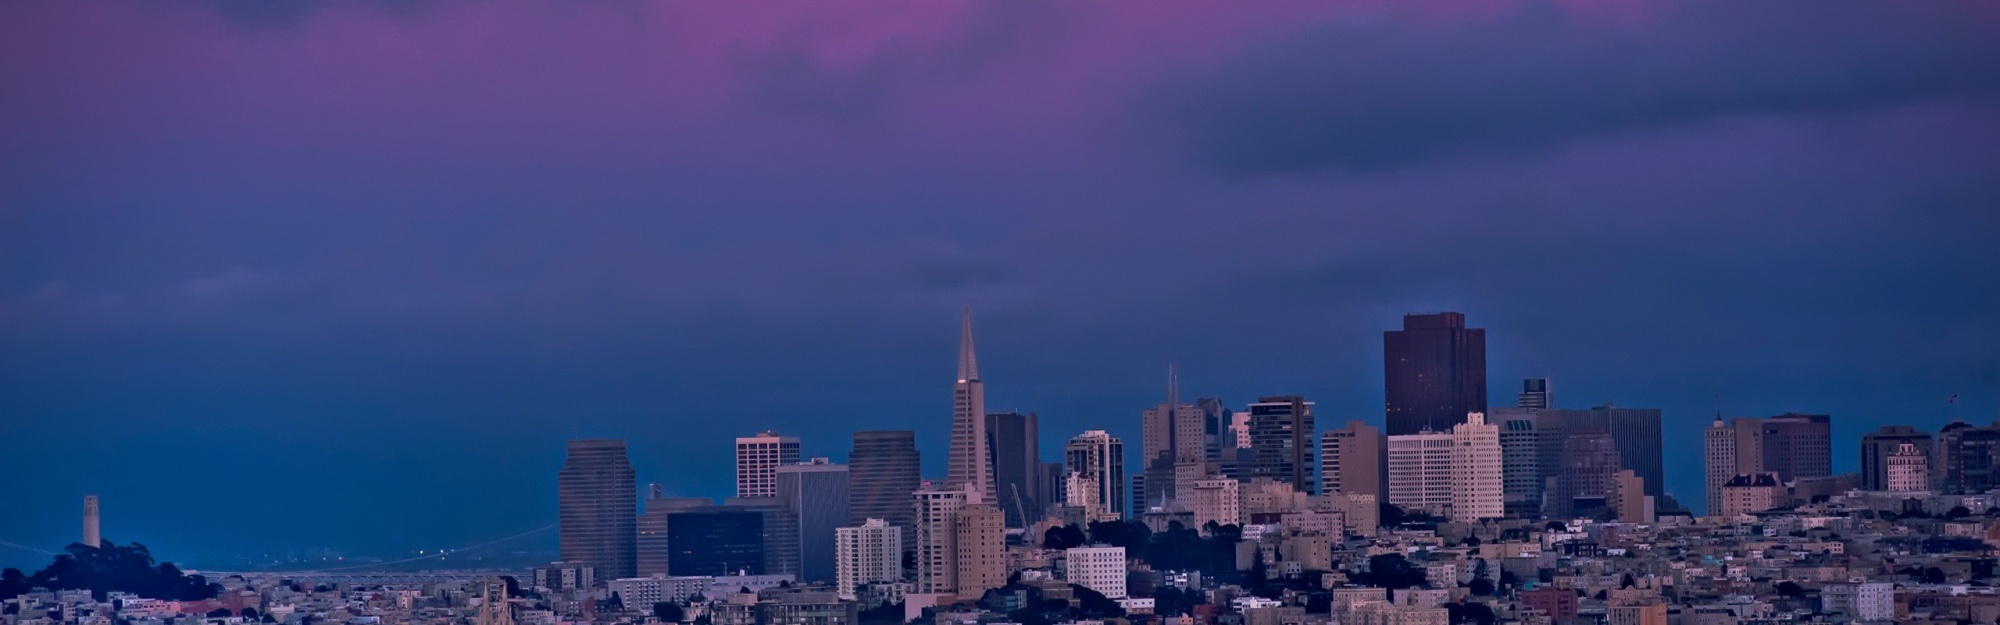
[958,307,979,382]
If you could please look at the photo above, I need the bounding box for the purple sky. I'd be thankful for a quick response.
[3,0,1998,567]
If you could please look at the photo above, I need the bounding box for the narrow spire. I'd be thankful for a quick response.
[1167,364,1179,408]
[958,307,979,382]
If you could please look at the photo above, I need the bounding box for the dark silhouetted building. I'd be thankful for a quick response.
[1861,425,1934,491]
[1554,405,1664,501]
[848,430,920,552]
[638,492,708,576]
[1545,429,1621,519]
[985,411,1042,527]
[1940,421,2000,493]
[1384,313,1486,435]
[1247,396,1315,494]
[558,439,637,581]
[664,505,766,576]
[1518,378,1550,409]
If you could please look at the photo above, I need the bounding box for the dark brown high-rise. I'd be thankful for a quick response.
[558,439,637,581]
[1384,312,1487,435]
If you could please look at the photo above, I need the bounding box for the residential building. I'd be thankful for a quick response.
[1704,413,1831,514]
[736,431,802,499]
[1064,546,1128,599]
[1719,473,1783,516]
[913,487,966,595]
[1383,312,1486,435]
[1607,603,1667,625]
[1320,421,1386,501]
[1188,478,1241,530]
[834,519,901,601]
[1861,425,1935,491]
[1246,396,1316,494]
[1387,430,1454,516]
[951,499,1005,600]
[1449,412,1503,522]
[1886,441,1930,492]
[558,439,638,581]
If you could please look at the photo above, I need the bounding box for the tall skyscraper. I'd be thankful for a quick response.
[662,505,766,576]
[1319,421,1385,500]
[1493,408,1548,517]
[736,431,801,499]
[1704,413,1833,514]
[1860,425,1934,491]
[726,495,800,577]
[1247,396,1316,494]
[1038,461,1067,513]
[984,411,1042,527]
[1554,406,1665,501]
[1383,312,1486,435]
[1197,398,1231,463]
[947,308,995,502]
[1546,428,1622,518]
[82,495,100,548]
[849,430,921,551]
[1065,430,1126,519]
[558,439,637,580]
[835,519,902,600]
[1518,379,1551,409]
[1450,412,1504,522]
[1139,367,1205,510]
[1939,421,2000,493]
[1387,430,1455,515]
[913,487,966,594]
[776,459,851,584]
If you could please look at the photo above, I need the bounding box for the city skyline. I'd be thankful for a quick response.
[4,0,1998,570]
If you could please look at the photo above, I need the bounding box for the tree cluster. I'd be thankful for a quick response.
[1041,520,1242,578]
[0,542,220,601]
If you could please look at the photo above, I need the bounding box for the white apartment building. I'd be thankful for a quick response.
[1065,546,1128,599]
[1388,431,1455,516]
[913,487,966,594]
[835,518,903,600]
[1886,442,1930,492]
[606,576,712,607]
[736,431,801,498]
[1449,412,1504,522]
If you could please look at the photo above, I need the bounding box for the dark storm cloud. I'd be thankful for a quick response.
[1166,1,2000,173]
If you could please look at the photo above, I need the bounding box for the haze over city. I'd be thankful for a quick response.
[3,0,1998,576]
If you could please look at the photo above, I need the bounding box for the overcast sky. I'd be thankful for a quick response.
[3,0,1997,568]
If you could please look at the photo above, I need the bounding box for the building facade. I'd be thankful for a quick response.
[558,439,638,581]
[1449,412,1504,522]
[1383,312,1486,436]
[775,459,850,584]
[1246,396,1315,495]
[736,431,802,499]
[951,500,1005,600]
[984,411,1042,528]
[913,487,965,595]
[1320,421,1385,501]
[1387,431,1455,516]
[1188,478,1241,530]
[847,430,921,552]
[1860,425,1935,491]
[834,519,901,600]
[1886,442,1930,492]
[1065,430,1126,519]
[1064,546,1128,599]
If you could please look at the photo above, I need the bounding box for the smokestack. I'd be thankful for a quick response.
[83,495,101,548]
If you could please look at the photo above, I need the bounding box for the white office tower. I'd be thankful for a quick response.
[736,431,802,498]
[1064,546,1128,598]
[1449,412,1504,522]
[1188,478,1241,530]
[1387,430,1455,516]
[913,487,966,594]
[835,519,903,600]
[82,495,100,548]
